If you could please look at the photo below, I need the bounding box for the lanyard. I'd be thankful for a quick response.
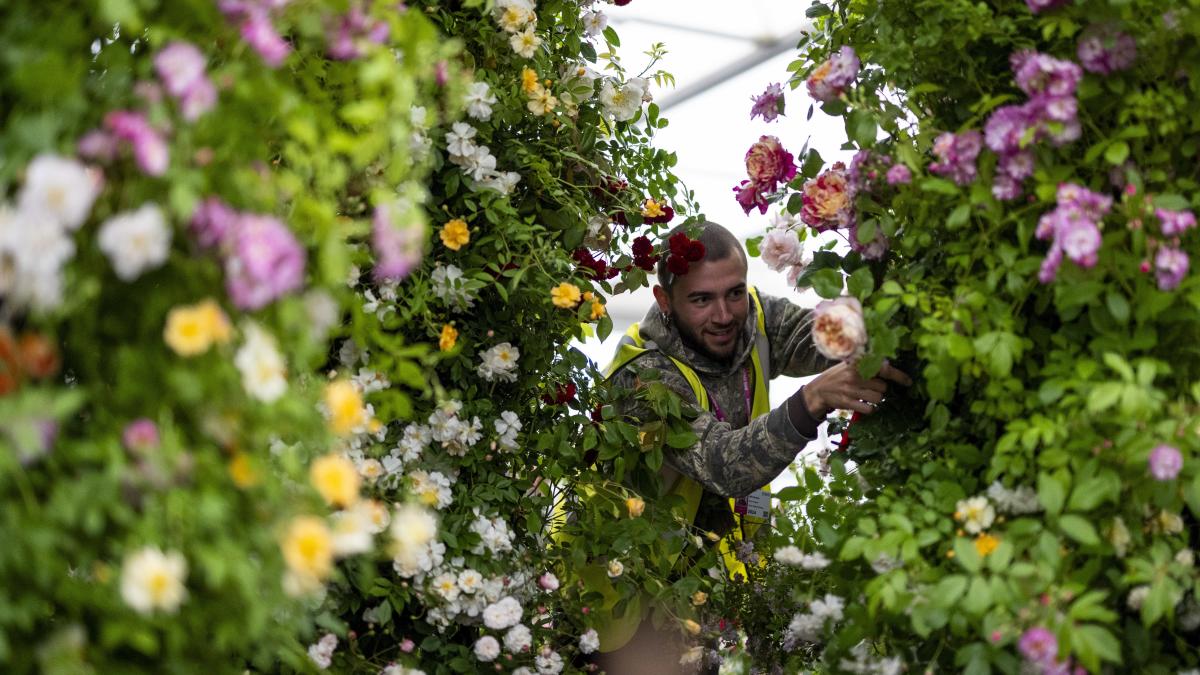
[710,367,753,423]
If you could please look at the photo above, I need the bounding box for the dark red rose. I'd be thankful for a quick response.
[631,235,653,257]
[666,255,689,276]
[668,233,691,256]
[685,241,705,262]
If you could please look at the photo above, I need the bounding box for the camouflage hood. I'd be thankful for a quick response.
[635,299,760,379]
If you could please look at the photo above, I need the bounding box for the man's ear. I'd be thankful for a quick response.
[652,285,671,316]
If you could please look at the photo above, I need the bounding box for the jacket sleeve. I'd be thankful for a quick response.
[758,292,836,379]
[611,357,814,499]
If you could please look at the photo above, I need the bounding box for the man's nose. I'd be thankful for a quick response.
[713,299,732,323]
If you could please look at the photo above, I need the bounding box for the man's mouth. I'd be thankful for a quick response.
[706,326,736,345]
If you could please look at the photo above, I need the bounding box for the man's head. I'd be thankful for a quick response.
[652,222,749,361]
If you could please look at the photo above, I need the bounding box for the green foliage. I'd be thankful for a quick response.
[741,0,1200,672]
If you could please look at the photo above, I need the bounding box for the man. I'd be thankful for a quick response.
[595,221,910,673]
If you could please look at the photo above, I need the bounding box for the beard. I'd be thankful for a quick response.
[674,317,739,363]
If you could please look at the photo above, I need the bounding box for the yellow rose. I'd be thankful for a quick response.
[281,515,333,582]
[683,619,702,635]
[195,298,232,345]
[691,591,708,606]
[626,496,645,518]
[310,453,361,508]
[324,380,367,435]
[641,199,665,218]
[590,301,606,321]
[550,282,581,309]
[440,218,470,251]
[439,324,458,352]
[521,67,540,94]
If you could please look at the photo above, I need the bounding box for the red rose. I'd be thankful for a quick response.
[685,241,705,262]
[631,235,653,257]
[668,233,691,256]
[666,256,689,276]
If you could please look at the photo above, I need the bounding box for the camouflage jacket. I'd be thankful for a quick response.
[610,292,833,530]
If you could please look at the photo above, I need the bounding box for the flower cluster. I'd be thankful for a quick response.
[734,135,798,215]
[1035,183,1112,283]
[929,130,983,186]
[599,76,650,122]
[1077,24,1137,75]
[1151,207,1194,291]
[444,122,522,195]
[806,46,860,102]
[0,155,99,311]
[493,0,541,58]
[985,51,1084,200]
[664,232,706,276]
[782,594,845,648]
[326,2,389,60]
[219,0,292,67]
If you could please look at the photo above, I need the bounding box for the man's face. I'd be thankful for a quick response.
[655,255,749,362]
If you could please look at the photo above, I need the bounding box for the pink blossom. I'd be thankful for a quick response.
[104,110,169,176]
[77,130,118,161]
[372,203,424,281]
[327,4,390,60]
[154,42,207,98]
[122,418,160,452]
[1156,208,1196,237]
[538,572,560,591]
[1018,626,1058,664]
[1148,444,1183,480]
[1077,25,1136,74]
[1058,214,1102,268]
[190,197,240,249]
[224,214,306,309]
[786,262,808,287]
[179,78,217,121]
[885,164,911,186]
[1038,243,1063,283]
[749,83,784,122]
[733,180,771,215]
[241,9,292,67]
[848,149,892,195]
[1154,246,1189,291]
[807,46,859,102]
[760,229,803,272]
[399,638,415,653]
[1012,51,1082,99]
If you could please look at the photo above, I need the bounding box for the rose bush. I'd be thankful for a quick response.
[730,1,1200,673]
[0,0,449,670]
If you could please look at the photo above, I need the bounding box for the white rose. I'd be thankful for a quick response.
[811,296,867,361]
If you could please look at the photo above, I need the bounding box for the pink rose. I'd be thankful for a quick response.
[744,135,797,190]
[372,202,425,282]
[812,296,867,361]
[760,228,803,272]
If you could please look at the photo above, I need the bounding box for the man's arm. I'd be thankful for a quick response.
[611,359,823,498]
[759,293,836,379]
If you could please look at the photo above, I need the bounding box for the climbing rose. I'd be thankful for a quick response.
[1018,626,1058,664]
[224,214,306,310]
[744,135,797,189]
[1077,24,1137,74]
[749,82,784,122]
[800,162,854,232]
[1154,246,1189,291]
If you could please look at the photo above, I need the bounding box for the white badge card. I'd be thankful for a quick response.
[734,489,772,523]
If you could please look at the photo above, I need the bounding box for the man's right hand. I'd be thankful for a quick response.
[800,361,913,417]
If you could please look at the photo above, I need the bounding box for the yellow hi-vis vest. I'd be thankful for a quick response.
[576,286,773,653]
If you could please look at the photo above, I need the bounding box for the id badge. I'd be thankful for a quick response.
[733,488,772,523]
